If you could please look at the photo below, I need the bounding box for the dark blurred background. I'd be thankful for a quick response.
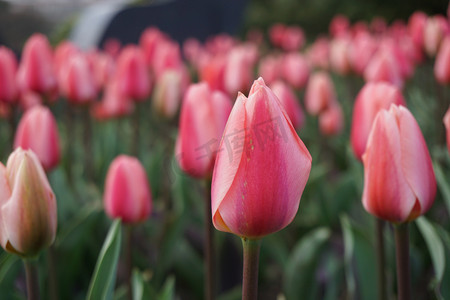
[0,0,447,52]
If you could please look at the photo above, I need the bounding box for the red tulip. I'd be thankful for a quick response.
[211,78,312,238]
[280,26,305,51]
[329,15,350,37]
[305,71,337,116]
[351,82,406,160]
[408,11,427,49]
[60,53,97,105]
[362,105,436,223]
[17,34,57,98]
[0,46,18,104]
[115,46,151,101]
[319,103,344,136]
[199,55,226,92]
[444,107,450,154]
[176,82,232,178]
[281,53,310,89]
[435,37,450,84]
[104,155,152,224]
[269,23,286,48]
[270,80,304,129]
[14,105,60,171]
[0,148,57,257]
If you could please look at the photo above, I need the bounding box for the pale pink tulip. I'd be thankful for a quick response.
[270,80,304,129]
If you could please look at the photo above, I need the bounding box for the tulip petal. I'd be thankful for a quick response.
[0,164,11,249]
[396,105,436,216]
[362,110,416,222]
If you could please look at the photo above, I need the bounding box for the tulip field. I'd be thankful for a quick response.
[1,3,450,300]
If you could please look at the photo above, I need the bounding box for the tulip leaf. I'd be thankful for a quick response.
[340,215,355,299]
[86,219,122,300]
[132,269,156,300]
[416,217,445,299]
[157,276,176,300]
[283,227,331,299]
[433,162,450,215]
[435,224,450,300]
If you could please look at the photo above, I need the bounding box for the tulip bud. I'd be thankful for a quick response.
[153,69,184,118]
[0,148,57,257]
[115,46,151,101]
[92,79,134,120]
[364,48,403,89]
[319,103,344,136]
[104,155,152,224]
[224,46,255,95]
[17,34,57,97]
[444,107,450,155]
[351,82,406,160]
[408,11,427,50]
[14,105,61,171]
[270,81,304,130]
[0,46,18,104]
[176,83,232,178]
[424,16,448,57]
[434,37,450,84]
[305,71,337,116]
[281,53,310,89]
[362,105,436,223]
[211,78,312,239]
[258,55,281,86]
[329,37,352,75]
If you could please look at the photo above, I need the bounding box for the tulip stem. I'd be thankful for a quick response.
[24,259,40,300]
[131,103,141,157]
[394,223,410,300]
[375,218,386,300]
[83,108,93,182]
[47,246,58,300]
[124,225,133,300]
[204,179,215,300]
[241,238,261,300]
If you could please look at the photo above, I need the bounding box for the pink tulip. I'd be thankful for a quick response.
[14,105,60,171]
[270,80,304,129]
[152,40,183,80]
[54,41,79,81]
[280,26,305,51]
[319,103,344,136]
[329,37,352,75]
[351,82,406,160]
[139,27,168,66]
[434,37,450,84]
[92,79,134,120]
[60,53,97,105]
[17,34,57,97]
[86,50,116,91]
[269,24,286,47]
[348,32,377,75]
[364,48,403,89]
[204,34,236,56]
[19,91,42,111]
[176,82,232,178]
[153,69,185,118]
[0,148,57,257]
[424,15,449,57]
[329,15,350,37]
[305,37,330,70]
[104,155,152,224]
[370,17,387,35]
[115,46,151,102]
[408,11,427,49]
[258,55,281,86]
[0,46,18,103]
[305,71,337,116]
[211,78,312,238]
[224,46,255,95]
[183,38,203,66]
[362,105,436,223]
[444,107,450,154]
[281,53,310,89]
[199,55,226,92]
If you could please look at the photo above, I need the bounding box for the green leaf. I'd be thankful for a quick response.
[283,227,331,300]
[416,217,445,299]
[86,219,122,300]
[132,269,156,300]
[157,276,175,300]
[0,252,18,282]
[433,162,450,215]
[340,215,355,299]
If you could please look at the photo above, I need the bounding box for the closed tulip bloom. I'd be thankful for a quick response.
[435,37,450,84]
[224,46,254,95]
[364,48,403,89]
[281,53,310,89]
[319,103,344,136]
[329,37,352,75]
[0,148,57,257]
[152,40,183,80]
[329,15,350,37]
[60,53,97,105]
[176,83,232,178]
[270,80,304,129]
[362,105,436,223]
[281,26,305,51]
[305,71,337,115]
[424,15,448,57]
[92,79,134,120]
[104,155,152,224]
[14,105,60,171]
[17,34,57,97]
[444,107,450,154]
[115,46,151,101]
[351,82,406,160]
[408,11,427,49]
[139,27,168,67]
[199,55,227,92]
[211,78,312,239]
[348,32,377,75]
[305,37,330,70]
[0,46,18,103]
[258,55,281,86]
[153,69,185,118]
[54,41,79,81]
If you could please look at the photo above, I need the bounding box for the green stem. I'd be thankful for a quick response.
[375,218,386,300]
[24,259,40,300]
[241,238,261,300]
[394,223,410,300]
[82,107,93,182]
[131,102,140,157]
[204,180,215,300]
[47,246,58,300]
[124,225,133,300]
